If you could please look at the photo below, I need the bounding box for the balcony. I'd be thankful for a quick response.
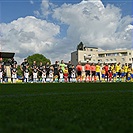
[84,54,92,59]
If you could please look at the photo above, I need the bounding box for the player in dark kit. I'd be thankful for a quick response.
[31,61,37,70]
[38,62,43,81]
[67,61,72,82]
[45,62,50,78]
[11,65,17,83]
[10,58,17,69]
[21,58,29,81]
[52,61,59,81]
[10,58,17,83]
[32,65,38,83]
[0,59,5,82]
[42,66,46,83]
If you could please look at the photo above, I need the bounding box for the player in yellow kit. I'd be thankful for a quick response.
[112,68,117,82]
[101,67,105,82]
[124,63,128,81]
[120,66,125,82]
[110,63,115,71]
[63,66,69,82]
[127,66,132,82]
[115,63,121,81]
[96,62,101,82]
[130,69,133,82]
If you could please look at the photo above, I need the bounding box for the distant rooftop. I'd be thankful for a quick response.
[0,52,15,58]
[84,46,98,49]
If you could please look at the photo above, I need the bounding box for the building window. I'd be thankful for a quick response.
[90,49,93,51]
[114,53,119,56]
[114,58,116,61]
[121,52,127,56]
[129,58,131,61]
[98,54,105,57]
[122,58,125,61]
[129,53,131,55]
[110,59,113,61]
[106,59,109,62]
[98,59,102,62]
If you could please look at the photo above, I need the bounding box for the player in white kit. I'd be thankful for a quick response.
[49,67,54,83]
[24,66,29,83]
[11,65,17,83]
[42,66,46,83]
[71,65,76,82]
[0,64,3,83]
[59,66,64,82]
[33,66,38,83]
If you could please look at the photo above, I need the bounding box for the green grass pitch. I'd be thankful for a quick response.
[0,83,133,133]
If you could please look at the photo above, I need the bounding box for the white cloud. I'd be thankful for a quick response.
[0,16,60,63]
[52,0,132,50]
[34,0,57,18]
[0,0,132,64]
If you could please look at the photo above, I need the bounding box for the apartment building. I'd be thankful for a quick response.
[71,45,133,67]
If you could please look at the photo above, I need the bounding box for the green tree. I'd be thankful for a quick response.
[27,53,51,66]
[17,54,51,76]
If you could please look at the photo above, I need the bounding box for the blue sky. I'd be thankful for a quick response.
[0,0,132,23]
[0,0,132,62]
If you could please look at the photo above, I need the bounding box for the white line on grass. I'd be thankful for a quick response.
[0,90,133,98]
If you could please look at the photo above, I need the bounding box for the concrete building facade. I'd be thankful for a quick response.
[71,46,133,67]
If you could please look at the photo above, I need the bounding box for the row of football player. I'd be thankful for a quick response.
[0,59,133,83]
[1,66,133,83]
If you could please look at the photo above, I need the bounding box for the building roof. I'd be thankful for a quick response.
[0,52,15,58]
[84,46,98,49]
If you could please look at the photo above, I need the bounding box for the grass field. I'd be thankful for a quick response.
[0,83,133,133]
